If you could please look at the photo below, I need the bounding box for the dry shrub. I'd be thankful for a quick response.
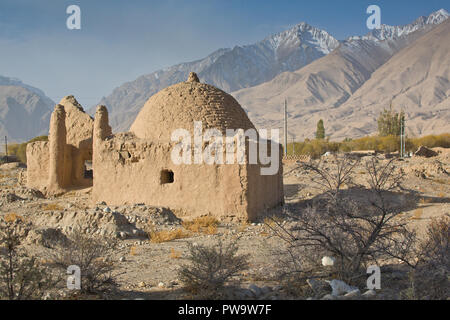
[403,215,450,300]
[182,216,219,235]
[149,228,190,243]
[178,240,249,299]
[268,155,413,288]
[42,203,63,211]
[3,213,24,223]
[0,219,54,299]
[47,232,117,295]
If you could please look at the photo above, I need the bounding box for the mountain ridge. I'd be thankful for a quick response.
[0,78,55,142]
[232,9,449,140]
[94,21,340,131]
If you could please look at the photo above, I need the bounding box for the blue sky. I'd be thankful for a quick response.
[0,0,448,107]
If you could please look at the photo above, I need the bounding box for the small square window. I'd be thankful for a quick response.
[160,170,174,184]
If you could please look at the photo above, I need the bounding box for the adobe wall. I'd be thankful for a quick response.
[26,97,95,194]
[245,144,284,221]
[92,133,250,220]
[92,132,285,221]
[26,141,49,190]
[59,96,94,187]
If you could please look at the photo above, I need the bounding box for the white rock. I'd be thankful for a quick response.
[362,289,377,298]
[344,289,361,298]
[321,256,335,266]
[158,282,165,288]
[103,207,111,213]
[326,279,359,296]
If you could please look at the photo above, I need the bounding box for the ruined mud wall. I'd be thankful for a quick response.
[92,134,250,220]
[245,142,284,221]
[26,141,49,190]
[58,96,94,186]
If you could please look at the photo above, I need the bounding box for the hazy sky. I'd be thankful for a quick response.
[0,0,448,108]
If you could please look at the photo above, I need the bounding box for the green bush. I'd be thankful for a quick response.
[377,105,405,137]
[287,133,449,158]
[6,135,48,163]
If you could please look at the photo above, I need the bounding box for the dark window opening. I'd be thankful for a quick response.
[160,170,174,184]
[84,160,93,179]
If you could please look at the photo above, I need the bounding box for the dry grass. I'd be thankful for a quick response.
[236,220,250,233]
[432,178,447,185]
[149,228,190,243]
[419,197,432,205]
[42,203,63,211]
[129,246,137,256]
[170,248,181,259]
[411,209,424,220]
[3,212,24,223]
[438,192,445,198]
[263,216,283,229]
[182,216,219,235]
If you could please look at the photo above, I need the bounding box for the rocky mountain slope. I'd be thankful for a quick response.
[334,18,450,139]
[95,23,340,132]
[0,76,54,143]
[233,9,449,140]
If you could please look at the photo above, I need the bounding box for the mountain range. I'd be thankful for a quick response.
[234,9,450,140]
[95,22,340,132]
[0,76,54,143]
[1,9,448,142]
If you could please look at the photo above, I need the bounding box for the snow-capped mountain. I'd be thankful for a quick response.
[95,23,340,132]
[0,76,54,142]
[233,10,450,141]
[351,8,449,41]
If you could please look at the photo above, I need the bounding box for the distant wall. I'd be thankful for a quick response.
[26,141,49,190]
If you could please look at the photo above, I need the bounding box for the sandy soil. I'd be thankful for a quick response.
[0,148,448,300]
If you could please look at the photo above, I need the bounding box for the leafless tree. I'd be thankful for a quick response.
[178,239,249,299]
[47,231,117,295]
[267,155,413,285]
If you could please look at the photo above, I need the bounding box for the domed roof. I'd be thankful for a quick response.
[130,72,256,142]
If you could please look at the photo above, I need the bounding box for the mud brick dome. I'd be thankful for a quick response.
[130,72,256,142]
